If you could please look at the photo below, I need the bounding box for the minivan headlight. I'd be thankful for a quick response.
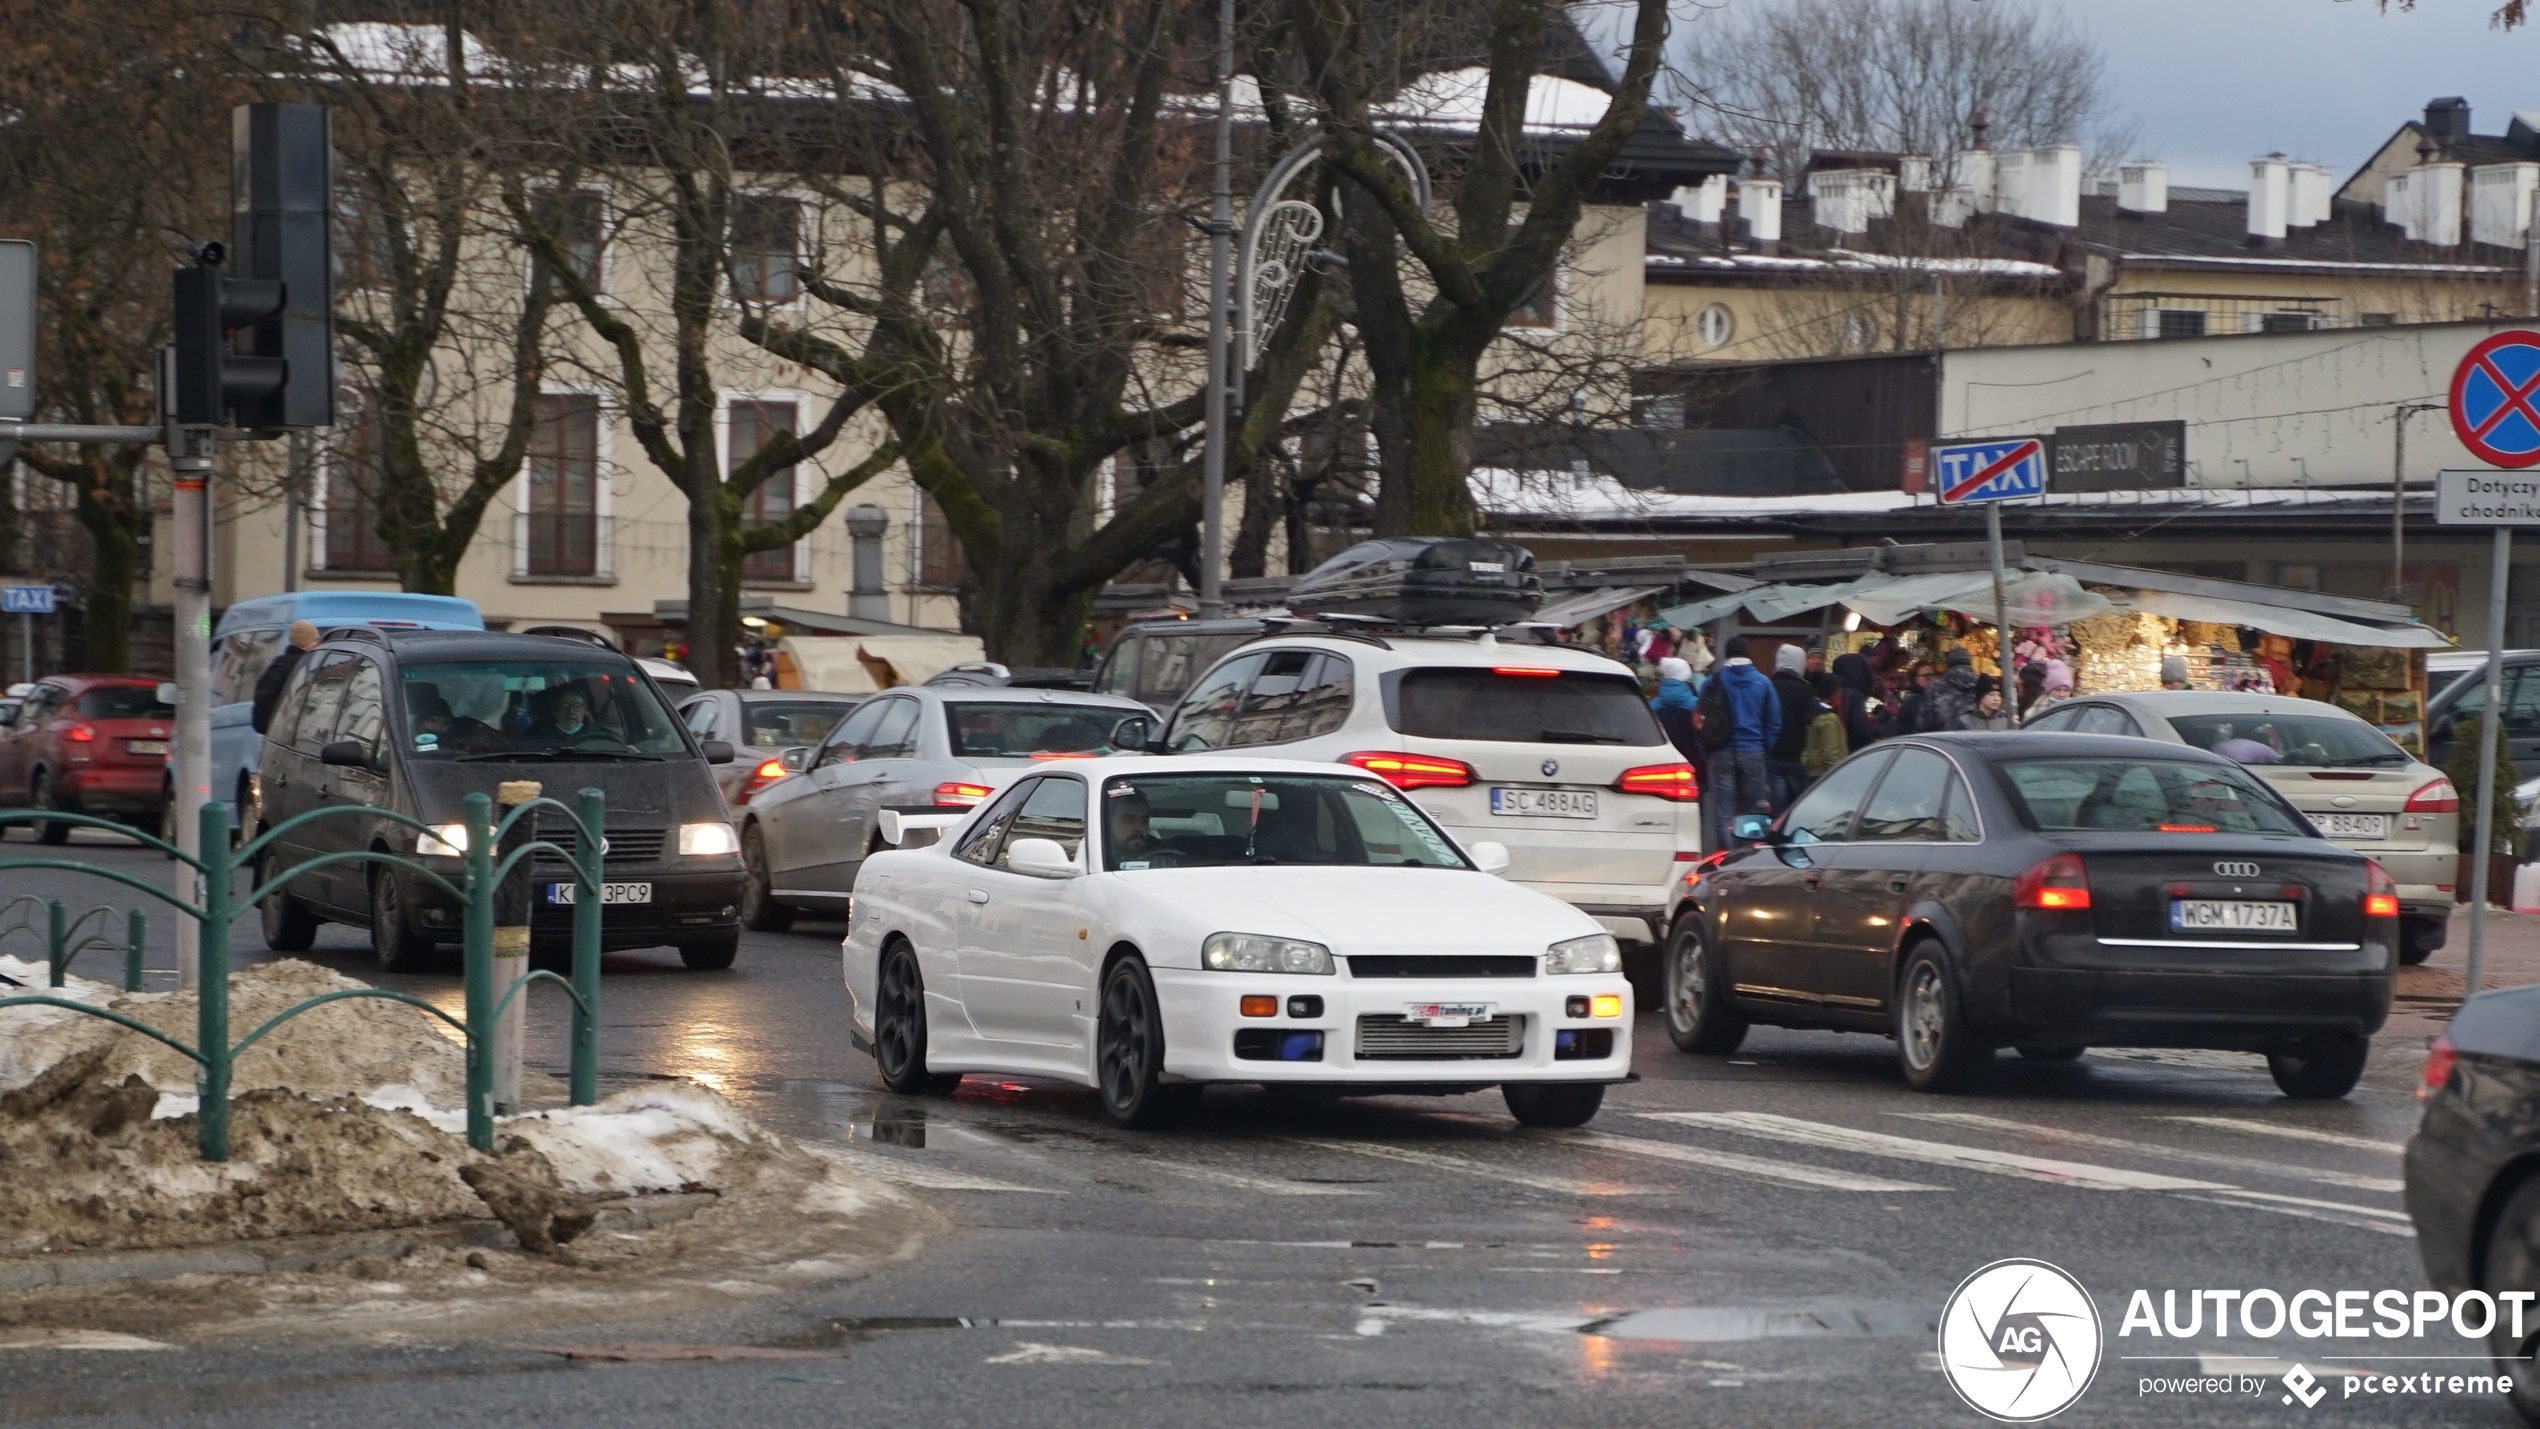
[1545,933,1622,975]
[418,823,469,858]
[679,821,740,857]
[1202,932,1334,975]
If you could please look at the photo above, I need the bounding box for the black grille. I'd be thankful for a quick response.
[533,826,666,865]
[1347,955,1537,979]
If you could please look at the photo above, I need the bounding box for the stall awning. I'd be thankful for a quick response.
[2119,590,2453,650]
[1530,586,1668,630]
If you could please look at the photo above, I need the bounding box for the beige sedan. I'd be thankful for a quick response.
[2023,690,2455,965]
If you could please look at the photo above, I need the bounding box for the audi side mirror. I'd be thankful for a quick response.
[700,739,736,765]
[1730,813,1775,843]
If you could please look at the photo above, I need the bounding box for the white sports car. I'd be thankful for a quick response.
[841,755,1633,1128]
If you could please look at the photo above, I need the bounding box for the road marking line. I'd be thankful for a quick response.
[1147,1161,1375,1196]
[1642,1112,2230,1191]
[1558,1129,1944,1193]
[1284,1138,1661,1197]
[2174,1193,2415,1238]
[2158,1116,2407,1155]
[1893,1112,2405,1193]
[800,1142,1060,1194]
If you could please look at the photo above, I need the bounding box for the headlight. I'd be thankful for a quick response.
[679,821,740,857]
[1545,933,1621,975]
[1202,932,1334,975]
[417,823,469,858]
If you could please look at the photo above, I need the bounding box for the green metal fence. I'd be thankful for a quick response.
[0,787,607,1158]
[0,893,148,992]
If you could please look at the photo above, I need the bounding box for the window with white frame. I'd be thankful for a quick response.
[729,400,801,582]
[730,195,801,302]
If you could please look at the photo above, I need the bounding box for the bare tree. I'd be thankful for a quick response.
[1683,0,2135,183]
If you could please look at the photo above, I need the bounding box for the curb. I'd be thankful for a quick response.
[0,1191,717,1293]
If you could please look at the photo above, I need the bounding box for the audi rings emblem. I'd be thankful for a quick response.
[2212,861,2261,879]
[1541,759,1559,778]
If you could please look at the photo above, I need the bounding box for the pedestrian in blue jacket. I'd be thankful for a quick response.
[1694,636,1780,849]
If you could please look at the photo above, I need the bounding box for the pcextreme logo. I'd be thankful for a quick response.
[1939,1259,2104,1422]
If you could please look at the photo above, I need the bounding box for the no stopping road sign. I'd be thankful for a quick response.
[2451,331,2540,469]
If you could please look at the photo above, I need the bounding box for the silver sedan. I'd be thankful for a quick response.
[734,684,1149,929]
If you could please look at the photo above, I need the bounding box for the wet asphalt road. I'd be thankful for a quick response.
[0,834,2502,1427]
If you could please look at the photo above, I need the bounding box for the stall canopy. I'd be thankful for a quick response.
[2120,590,2450,650]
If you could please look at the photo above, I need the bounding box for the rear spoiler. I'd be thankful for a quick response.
[879,808,970,848]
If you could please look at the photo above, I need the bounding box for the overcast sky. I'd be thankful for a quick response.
[2017,0,2534,190]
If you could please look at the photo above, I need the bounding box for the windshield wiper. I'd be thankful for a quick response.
[453,747,663,763]
[1539,730,1628,744]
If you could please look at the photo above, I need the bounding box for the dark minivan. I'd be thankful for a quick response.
[253,631,746,970]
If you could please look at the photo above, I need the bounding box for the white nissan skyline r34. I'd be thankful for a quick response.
[841,754,1633,1128]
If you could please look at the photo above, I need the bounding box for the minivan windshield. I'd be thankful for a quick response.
[1101,773,1470,870]
[2165,712,2410,768]
[1999,757,2311,835]
[398,659,688,760]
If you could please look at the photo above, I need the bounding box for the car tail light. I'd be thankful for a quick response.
[1491,666,1562,678]
[734,759,789,805]
[1615,762,1699,802]
[2405,778,2460,814]
[2420,1033,2457,1100]
[2364,860,2401,920]
[934,781,996,806]
[64,722,93,743]
[1341,751,1474,790]
[2013,853,2091,911]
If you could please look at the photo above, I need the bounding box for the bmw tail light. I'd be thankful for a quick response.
[1341,751,1474,790]
[2405,778,2460,814]
[2012,853,2091,911]
[2420,1033,2457,1100]
[1615,762,1699,803]
[735,758,789,805]
[2364,860,2401,920]
[934,781,996,806]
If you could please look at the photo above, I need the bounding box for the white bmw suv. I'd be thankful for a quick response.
[1153,632,1701,945]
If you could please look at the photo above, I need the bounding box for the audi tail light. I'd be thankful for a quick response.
[934,781,996,806]
[2405,778,2460,814]
[2420,1033,2457,1100]
[2364,860,2400,920]
[1615,762,1700,803]
[1342,751,1474,790]
[2012,853,2091,911]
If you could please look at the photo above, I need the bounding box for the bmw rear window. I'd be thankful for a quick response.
[1999,758,2310,835]
[1387,668,1663,746]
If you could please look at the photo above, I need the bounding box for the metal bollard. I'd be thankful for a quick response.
[196,802,232,1161]
[46,898,64,988]
[490,781,541,1116]
[125,908,145,992]
[460,792,495,1152]
[571,787,604,1106]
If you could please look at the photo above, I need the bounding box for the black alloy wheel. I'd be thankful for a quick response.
[1662,915,1747,1055]
[679,932,741,970]
[1502,1081,1606,1128]
[2481,1178,2540,1425]
[2266,1032,2369,1099]
[369,865,437,972]
[2015,1045,2086,1063]
[739,824,793,932]
[1895,941,1992,1093]
[1096,955,1195,1128]
[259,846,318,952]
[31,770,68,845]
[874,941,960,1095]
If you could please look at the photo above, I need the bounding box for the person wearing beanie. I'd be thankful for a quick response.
[1917,646,1981,733]
[1830,652,1879,748]
[2016,660,2048,718]
[1767,644,1817,810]
[1693,635,1780,848]
[2160,655,2191,690]
[1649,655,1701,762]
[2038,659,2076,707]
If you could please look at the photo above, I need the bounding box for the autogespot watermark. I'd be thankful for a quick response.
[1937,1265,2525,1420]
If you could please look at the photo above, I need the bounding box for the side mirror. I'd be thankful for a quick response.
[700,739,736,765]
[1005,837,1077,876]
[1730,813,1775,843]
[1109,714,1154,752]
[1468,840,1512,876]
[319,738,373,770]
[155,682,179,706]
[780,745,811,772]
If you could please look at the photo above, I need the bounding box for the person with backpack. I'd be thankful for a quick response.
[1918,647,1982,733]
[1648,656,1701,764]
[1696,636,1779,849]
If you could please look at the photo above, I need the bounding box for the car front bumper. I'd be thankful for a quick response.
[1516,878,1675,944]
[1150,967,1633,1085]
[400,860,745,950]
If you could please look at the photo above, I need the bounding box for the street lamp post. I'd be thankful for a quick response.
[2390,402,2444,603]
[1198,0,1235,619]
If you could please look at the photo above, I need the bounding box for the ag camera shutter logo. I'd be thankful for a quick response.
[1939,1259,2103,1421]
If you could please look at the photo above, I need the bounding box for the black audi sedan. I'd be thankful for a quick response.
[1659,732,2398,1096]
[2407,987,2540,1422]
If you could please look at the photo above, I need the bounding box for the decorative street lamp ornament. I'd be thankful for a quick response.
[1236,130,1430,379]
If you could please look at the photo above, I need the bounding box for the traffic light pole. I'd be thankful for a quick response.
[170,424,214,988]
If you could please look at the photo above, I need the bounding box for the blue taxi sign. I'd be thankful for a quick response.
[1934,437,2048,505]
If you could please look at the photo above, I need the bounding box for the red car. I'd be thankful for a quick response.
[0,675,174,842]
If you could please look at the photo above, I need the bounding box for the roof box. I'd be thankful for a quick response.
[1287,538,1543,627]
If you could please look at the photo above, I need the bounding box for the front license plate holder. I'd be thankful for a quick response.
[548,881,653,906]
[2168,899,2297,932]
[1405,1001,1494,1028]
[1490,787,1597,819]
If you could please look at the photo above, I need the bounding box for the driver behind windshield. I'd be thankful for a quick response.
[1105,786,1153,860]
[533,685,600,742]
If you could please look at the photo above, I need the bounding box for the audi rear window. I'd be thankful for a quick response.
[1389,668,1663,746]
[1999,758,2310,835]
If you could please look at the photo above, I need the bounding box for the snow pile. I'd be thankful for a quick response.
[501,1083,769,1196]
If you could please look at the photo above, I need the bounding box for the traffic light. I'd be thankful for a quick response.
[171,103,332,431]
